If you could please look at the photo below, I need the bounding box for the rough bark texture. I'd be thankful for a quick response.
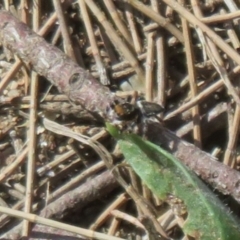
[0,10,123,122]
[148,122,240,203]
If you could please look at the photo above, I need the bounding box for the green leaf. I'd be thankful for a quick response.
[107,124,240,239]
[106,122,122,139]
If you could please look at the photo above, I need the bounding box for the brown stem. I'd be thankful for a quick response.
[147,122,240,204]
[0,10,122,122]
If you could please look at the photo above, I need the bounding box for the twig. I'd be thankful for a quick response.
[111,209,145,229]
[0,10,125,123]
[124,3,142,54]
[223,0,240,26]
[103,0,133,47]
[0,199,125,240]
[0,12,58,94]
[23,2,40,236]
[220,8,240,51]
[0,146,28,183]
[149,0,166,108]
[145,32,155,101]
[84,0,145,92]
[36,149,76,177]
[191,0,240,109]
[53,0,77,61]
[90,193,129,230]
[125,0,184,43]
[78,0,109,85]
[164,66,240,120]
[200,10,240,24]
[223,105,240,167]
[181,0,201,147]
[175,102,227,138]
[161,0,240,66]
[49,160,106,203]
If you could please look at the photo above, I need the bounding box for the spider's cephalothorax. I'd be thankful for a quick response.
[109,98,164,135]
[108,100,139,131]
[113,101,138,121]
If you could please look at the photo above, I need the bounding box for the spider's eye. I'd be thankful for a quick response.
[136,101,164,117]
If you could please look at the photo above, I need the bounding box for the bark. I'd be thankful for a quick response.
[0,10,123,122]
[147,122,240,203]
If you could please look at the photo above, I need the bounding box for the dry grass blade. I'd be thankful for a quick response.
[43,118,113,164]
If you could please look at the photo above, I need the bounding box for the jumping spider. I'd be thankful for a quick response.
[108,97,164,135]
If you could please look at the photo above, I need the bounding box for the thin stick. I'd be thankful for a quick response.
[90,193,129,230]
[108,214,122,236]
[49,161,106,203]
[111,209,145,229]
[53,0,76,61]
[192,0,240,108]
[0,146,28,183]
[220,8,240,50]
[125,0,184,43]
[159,0,240,67]
[36,149,75,176]
[124,3,142,53]
[164,64,240,120]
[223,0,240,26]
[0,206,125,240]
[149,0,166,107]
[201,10,240,24]
[23,2,40,235]
[103,0,133,47]
[223,105,240,167]
[84,0,145,92]
[145,32,155,101]
[181,0,201,147]
[78,0,109,85]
